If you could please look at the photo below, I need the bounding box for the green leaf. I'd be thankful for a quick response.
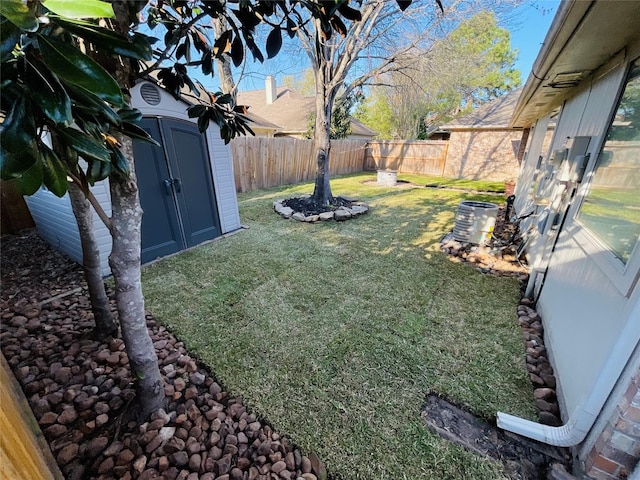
[187,105,207,118]
[0,96,39,180]
[265,27,282,59]
[1,19,21,62]
[108,143,130,176]
[0,0,38,32]
[16,159,43,195]
[44,0,114,19]
[216,93,233,105]
[38,34,125,107]
[40,143,69,197]
[52,17,152,60]
[119,122,161,146]
[65,83,121,126]
[57,127,112,163]
[197,111,209,133]
[230,35,243,67]
[117,107,142,124]
[26,59,73,126]
[213,29,232,56]
[87,158,112,184]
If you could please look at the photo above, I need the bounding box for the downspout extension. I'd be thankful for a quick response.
[497,404,594,447]
[498,299,640,447]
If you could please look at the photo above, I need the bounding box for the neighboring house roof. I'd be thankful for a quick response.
[511,0,640,127]
[438,88,524,130]
[349,117,377,137]
[241,111,280,132]
[238,87,314,135]
[237,84,377,137]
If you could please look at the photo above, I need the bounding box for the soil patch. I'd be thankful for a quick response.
[422,394,572,479]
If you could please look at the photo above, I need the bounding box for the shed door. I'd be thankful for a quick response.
[133,118,221,263]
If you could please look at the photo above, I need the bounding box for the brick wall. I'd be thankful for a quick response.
[442,129,524,181]
[584,367,640,479]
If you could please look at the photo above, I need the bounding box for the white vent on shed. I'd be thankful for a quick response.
[140,83,161,105]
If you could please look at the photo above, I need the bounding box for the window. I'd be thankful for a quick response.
[577,58,640,266]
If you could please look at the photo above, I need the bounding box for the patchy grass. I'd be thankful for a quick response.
[142,172,535,479]
[399,173,506,193]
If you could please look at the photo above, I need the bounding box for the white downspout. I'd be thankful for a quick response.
[498,298,640,446]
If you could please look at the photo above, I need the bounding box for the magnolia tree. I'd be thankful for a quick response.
[0,0,414,420]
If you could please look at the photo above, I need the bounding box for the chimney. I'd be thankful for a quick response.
[265,75,277,104]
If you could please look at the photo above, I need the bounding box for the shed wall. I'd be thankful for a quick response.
[25,180,112,276]
[442,129,523,181]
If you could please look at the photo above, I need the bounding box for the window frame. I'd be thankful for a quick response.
[572,57,640,297]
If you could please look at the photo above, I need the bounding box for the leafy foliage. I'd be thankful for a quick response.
[356,11,520,139]
[1,0,414,196]
[0,0,155,196]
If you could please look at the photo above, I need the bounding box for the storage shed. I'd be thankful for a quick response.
[25,79,242,275]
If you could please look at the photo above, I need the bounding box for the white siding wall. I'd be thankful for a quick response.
[523,59,639,421]
[25,179,112,276]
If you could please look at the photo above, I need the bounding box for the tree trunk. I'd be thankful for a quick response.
[212,15,237,101]
[312,58,334,205]
[104,1,166,421]
[108,135,166,419]
[68,181,118,340]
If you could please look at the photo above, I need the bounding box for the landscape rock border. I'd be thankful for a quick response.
[438,206,561,427]
[273,197,369,222]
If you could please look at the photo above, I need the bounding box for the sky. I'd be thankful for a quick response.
[509,0,561,84]
[194,0,563,94]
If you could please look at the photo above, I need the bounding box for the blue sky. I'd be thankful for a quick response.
[510,0,561,84]
[194,0,563,93]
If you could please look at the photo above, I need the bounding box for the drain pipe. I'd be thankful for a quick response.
[498,299,640,447]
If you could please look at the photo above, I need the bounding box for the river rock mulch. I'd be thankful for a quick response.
[0,230,323,480]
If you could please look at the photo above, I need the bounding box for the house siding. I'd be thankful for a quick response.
[442,129,523,181]
[515,51,640,478]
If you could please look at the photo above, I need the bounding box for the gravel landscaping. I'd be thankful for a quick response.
[1,230,324,480]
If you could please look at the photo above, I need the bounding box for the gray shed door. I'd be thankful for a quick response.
[133,118,221,263]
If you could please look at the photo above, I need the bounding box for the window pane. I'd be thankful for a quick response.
[578,59,640,264]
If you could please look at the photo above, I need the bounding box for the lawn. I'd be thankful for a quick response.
[141,172,535,479]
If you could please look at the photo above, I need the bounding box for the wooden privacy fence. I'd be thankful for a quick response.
[230,137,367,192]
[1,353,63,480]
[365,140,449,176]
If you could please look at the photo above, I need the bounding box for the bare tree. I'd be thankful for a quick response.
[289,0,519,202]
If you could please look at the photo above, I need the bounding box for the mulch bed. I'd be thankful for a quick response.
[0,230,323,480]
[281,196,353,216]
